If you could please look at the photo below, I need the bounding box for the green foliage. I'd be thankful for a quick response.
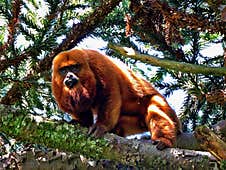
[220,160,226,170]
[94,0,130,43]
[0,111,108,159]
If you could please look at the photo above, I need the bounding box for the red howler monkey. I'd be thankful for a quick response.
[51,49,181,150]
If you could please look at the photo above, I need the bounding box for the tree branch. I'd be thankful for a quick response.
[0,105,218,169]
[195,125,226,161]
[108,43,226,76]
[36,0,122,73]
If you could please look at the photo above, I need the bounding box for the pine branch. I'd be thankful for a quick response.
[36,0,123,72]
[108,43,226,76]
[0,0,22,56]
[0,0,122,72]
[0,0,122,105]
[0,0,68,73]
[151,0,226,34]
[129,0,225,61]
[0,50,33,73]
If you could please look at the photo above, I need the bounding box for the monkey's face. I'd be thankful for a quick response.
[51,49,96,115]
[52,50,89,89]
[58,63,81,89]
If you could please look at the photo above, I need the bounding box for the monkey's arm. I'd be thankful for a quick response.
[88,80,122,137]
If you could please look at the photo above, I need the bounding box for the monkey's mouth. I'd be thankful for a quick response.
[64,78,78,89]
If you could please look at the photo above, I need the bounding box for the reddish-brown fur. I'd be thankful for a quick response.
[52,49,181,149]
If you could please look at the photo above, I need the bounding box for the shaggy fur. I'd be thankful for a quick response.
[52,49,181,150]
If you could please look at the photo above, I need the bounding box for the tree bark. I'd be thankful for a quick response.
[108,43,226,76]
[0,105,219,169]
[195,125,226,161]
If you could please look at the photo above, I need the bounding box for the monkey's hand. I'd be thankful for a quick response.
[88,123,108,137]
[152,140,172,150]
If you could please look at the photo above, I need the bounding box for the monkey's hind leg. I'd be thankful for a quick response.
[146,95,178,150]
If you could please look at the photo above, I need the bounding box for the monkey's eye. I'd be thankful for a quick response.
[59,67,68,75]
[58,64,81,76]
[70,63,81,73]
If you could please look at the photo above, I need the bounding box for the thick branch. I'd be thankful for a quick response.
[195,125,226,161]
[0,105,217,169]
[108,43,226,76]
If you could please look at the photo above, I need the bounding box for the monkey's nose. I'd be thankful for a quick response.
[64,72,79,89]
